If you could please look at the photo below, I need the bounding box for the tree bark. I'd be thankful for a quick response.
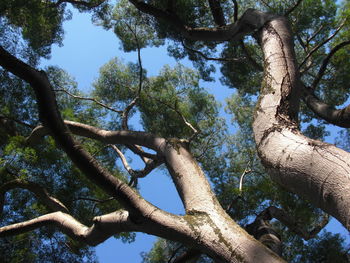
[253,16,350,231]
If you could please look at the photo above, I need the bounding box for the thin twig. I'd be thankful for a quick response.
[239,161,252,196]
[0,114,35,129]
[182,40,243,62]
[54,89,123,114]
[299,20,346,69]
[284,0,304,16]
[306,24,325,45]
[74,197,114,203]
[311,40,350,89]
[109,144,162,186]
[240,41,263,71]
[109,145,134,175]
[168,244,184,263]
[145,93,200,141]
[259,0,272,9]
[121,22,144,130]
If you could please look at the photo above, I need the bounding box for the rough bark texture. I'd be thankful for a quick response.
[253,17,350,230]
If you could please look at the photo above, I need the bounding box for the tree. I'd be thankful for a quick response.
[0,0,349,262]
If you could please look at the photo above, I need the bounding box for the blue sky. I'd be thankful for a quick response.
[41,6,349,263]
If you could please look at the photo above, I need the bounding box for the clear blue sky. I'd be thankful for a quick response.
[41,6,349,263]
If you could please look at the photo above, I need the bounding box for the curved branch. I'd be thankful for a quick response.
[311,40,350,89]
[0,210,137,246]
[0,45,166,221]
[0,179,69,214]
[128,2,276,42]
[127,144,158,161]
[110,145,162,179]
[303,86,350,128]
[26,120,166,152]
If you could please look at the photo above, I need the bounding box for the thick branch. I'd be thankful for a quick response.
[0,45,167,221]
[253,16,350,231]
[264,206,329,240]
[232,0,238,22]
[245,213,282,256]
[0,210,137,246]
[53,0,106,8]
[303,86,350,128]
[172,248,202,263]
[128,2,275,42]
[0,179,69,214]
[26,120,166,152]
[208,0,226,26]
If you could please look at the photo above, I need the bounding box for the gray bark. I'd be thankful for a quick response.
[253,16,350,230]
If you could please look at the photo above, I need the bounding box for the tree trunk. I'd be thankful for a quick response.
[253,16,350,230]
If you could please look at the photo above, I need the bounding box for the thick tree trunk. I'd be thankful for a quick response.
[253,17,350,230]
[160,142,285,262]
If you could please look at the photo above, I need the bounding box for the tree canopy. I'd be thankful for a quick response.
[0,0,350,262]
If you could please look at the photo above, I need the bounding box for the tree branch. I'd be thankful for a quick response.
[0,210,139,246]
[284,0,304,16]
[303,85,350,128]
[54,88,123,114]
[299,20,346,69]
[121,22,144,130]
[232,0,238,22]
[263,206,329,240]
[311,40,350,89]
[0,179,69,214]
[253,15,350,231]
[53,0,106,8]
[182,40,244,62]
[128,2,276,42]
[245,211,282,256]
[240,41,264,71]
[238,162,252,196]
[26,120,166,153]
[172,248,202,263]
[0,45,166,221]
[109,145,162,182]
[74,196,114,203]
[208,0,226,26]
